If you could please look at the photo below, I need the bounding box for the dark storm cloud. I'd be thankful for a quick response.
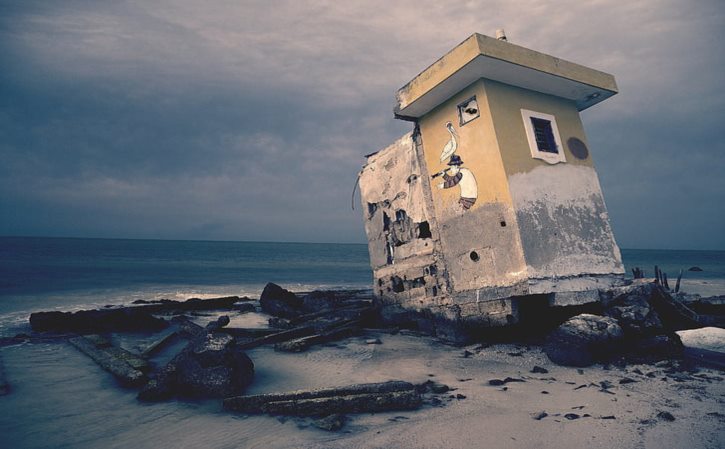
[1,0,723,248]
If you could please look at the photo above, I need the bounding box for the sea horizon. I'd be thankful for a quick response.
[2,234,725,252]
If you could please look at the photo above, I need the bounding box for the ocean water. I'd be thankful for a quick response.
[1,237,724,335]
[0,237,372,335]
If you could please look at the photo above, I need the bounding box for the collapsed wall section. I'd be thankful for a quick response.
[358,133,447,311]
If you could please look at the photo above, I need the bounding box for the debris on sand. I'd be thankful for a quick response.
[68,334,150,387]
[223,380,421,416]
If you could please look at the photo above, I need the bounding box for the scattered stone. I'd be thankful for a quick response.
[577,369,585,375]
[366,338,382,345]
[313,414,347,431]
[544,314,623,367]
[507,351,523,357]
[541,391,549,394]
[600,415,616,420]
[564,413,580,420]
[657,411,676,421]
[531,366,548,374]
[456,394,466,399]
[488,379,505,386]
[458,378,473,382]
[688,267,703,272]
[532,411,548,420]
[632,368,644,375]
[619,377,638,385]
[462,350,473,358]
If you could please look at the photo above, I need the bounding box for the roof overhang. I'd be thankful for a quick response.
[395,33,618,120]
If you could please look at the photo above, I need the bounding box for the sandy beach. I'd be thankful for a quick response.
[1,306,723,449]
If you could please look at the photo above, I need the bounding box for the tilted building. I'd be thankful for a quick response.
[359,32,625,340]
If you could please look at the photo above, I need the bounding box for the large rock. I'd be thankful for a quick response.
[259,283,303,318]
[544,314,624,367]
[601,283,663,337]
[139,333,254,401]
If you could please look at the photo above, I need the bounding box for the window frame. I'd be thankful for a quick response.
[520,109,566,164]
[457,96,480,126]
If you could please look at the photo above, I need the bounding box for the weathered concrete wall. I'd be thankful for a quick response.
[484,80,624,290]
[359,133,447,303]
[417,80,528,299]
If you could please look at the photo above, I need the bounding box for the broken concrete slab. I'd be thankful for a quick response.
[139,331,178,358]
[676,327,725,369]
[68,335,149,387]
[30,296,246,334]
[223,380,416,413]
[260,390,422,417]
[31,308,168,334]
[274,322,362,352]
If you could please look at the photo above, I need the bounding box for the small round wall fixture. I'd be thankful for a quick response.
[567,137,589,160]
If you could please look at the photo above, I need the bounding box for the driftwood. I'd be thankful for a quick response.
[68,335,149,386]
[217,328,279,339]
[0,353,9,395]
[223,380,417,414]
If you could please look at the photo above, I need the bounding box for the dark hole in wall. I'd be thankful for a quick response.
[429,264,437,275]
[500,220,506,227]
[367,202,378,218]
[417,221,432,239]
[395,209,408,221]
[391,276,405,293]
[409,277,426,288]
[383,212,391,231]
[470,251,480,262]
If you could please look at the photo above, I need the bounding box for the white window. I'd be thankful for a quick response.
[521,109,565,164]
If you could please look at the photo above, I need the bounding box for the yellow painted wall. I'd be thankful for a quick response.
[483,79,594,176]
[418,80,513,213]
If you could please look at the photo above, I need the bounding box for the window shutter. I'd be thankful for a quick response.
[530,117,558,154]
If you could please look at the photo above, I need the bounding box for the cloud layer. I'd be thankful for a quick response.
[1,0,723,248]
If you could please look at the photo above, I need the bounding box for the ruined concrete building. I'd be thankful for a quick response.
[359,32,625,339]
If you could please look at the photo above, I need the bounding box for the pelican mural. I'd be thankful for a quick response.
[439,121,458,162]
[432,122,478,210]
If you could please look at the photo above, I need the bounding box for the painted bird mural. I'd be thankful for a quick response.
[439,121,458,162]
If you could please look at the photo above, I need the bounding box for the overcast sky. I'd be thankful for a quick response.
[1,0,723,249]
